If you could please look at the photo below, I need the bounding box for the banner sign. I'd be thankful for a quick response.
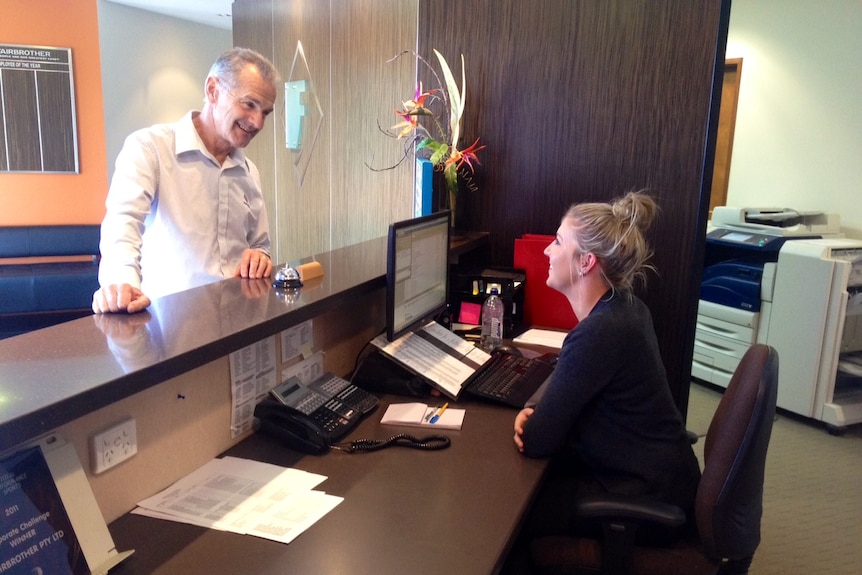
[0,446,86,575]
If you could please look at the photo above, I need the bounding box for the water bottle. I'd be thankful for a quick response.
[480,286,504,351]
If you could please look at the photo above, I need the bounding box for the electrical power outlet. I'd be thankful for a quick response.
[91,418,137,474]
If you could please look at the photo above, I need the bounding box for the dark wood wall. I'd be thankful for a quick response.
[234,0,418,263]
[419,0,730,415]
[233,0,730,416]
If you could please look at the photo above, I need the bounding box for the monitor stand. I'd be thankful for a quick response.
[351,349,430,398]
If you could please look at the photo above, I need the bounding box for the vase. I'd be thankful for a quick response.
[432,168,473,230]
[447,187,458,228]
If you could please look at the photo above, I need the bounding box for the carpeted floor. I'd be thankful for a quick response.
[686,383,862,575]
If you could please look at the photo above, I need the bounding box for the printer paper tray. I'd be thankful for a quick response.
[697,300,759,331]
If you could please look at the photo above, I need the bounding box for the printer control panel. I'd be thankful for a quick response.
[707,228,790,250]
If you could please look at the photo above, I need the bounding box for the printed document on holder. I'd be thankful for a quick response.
[371,321,492,399]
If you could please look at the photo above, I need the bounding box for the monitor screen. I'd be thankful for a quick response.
[386,211,451,342]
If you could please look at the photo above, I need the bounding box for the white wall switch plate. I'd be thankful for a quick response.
[91,418,137,474]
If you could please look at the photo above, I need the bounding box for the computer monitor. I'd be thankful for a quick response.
[386,210,451,342]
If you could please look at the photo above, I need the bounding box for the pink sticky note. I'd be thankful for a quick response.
[459,301,482,325]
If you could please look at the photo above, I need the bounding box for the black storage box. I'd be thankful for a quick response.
[449,266,525,338]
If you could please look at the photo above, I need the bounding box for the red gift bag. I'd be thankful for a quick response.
[514,234,578,331]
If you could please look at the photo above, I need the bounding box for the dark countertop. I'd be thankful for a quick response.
[108,394,548,575]
[0,237,387,453]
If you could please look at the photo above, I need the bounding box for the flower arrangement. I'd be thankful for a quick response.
[377,50,485,221]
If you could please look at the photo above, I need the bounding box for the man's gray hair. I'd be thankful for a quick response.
[208,47,279,88]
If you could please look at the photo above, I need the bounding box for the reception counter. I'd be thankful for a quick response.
[0,234,552,574]
[0,237,389,522]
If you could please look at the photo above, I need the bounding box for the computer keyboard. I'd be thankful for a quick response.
[466,352,557,408]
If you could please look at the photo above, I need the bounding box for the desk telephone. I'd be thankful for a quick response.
[254,373,379,454]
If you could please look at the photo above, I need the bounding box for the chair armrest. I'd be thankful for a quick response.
[577,494,687,528]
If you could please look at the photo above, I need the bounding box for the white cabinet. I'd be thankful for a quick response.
[763,239,862,431]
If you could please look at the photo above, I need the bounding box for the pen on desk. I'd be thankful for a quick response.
[430,402,449,424]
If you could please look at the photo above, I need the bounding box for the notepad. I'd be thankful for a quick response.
[380,403,465,430]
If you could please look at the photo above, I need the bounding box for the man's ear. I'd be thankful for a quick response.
[204,76,219,103]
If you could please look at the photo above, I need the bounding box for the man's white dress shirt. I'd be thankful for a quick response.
[99,111,271,300]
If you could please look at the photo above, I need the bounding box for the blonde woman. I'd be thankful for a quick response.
[511,192,700,558]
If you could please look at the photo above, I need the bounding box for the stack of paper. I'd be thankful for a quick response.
[512,328,567,350]
[133,456,342,544]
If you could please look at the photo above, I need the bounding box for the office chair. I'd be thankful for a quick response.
[530,343,779,575]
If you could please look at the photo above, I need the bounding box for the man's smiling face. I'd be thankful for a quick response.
[211,65,276,152]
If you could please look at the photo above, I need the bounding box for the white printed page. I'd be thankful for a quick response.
[133,457,340,544]
[229,336,278,437]
[243,490,343,544]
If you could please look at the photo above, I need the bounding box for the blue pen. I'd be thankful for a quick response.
[429,402,449,424]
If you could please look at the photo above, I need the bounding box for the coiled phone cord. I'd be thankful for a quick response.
[332,434,450,453]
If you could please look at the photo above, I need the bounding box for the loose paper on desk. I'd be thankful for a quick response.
[512,328,567,350]
[133,456,342,544]
[381,402,465,430]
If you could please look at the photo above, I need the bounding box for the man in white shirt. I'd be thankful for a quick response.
[93,47,278,314]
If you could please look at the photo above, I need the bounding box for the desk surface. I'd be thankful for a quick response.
[108,395,548,575]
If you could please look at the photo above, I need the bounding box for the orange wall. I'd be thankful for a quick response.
[0,0,107,225]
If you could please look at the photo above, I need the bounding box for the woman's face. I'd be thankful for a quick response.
[544,220,578,294]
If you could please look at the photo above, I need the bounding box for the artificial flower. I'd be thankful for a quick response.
[373,49,485,223]
[391,83,437,138]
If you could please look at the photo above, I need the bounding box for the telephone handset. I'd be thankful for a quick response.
[254,373,379,455]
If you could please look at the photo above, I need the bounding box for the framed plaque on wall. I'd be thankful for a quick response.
[0,44,79,174]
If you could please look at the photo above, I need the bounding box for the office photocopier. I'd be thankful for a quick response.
[692,208,862,432]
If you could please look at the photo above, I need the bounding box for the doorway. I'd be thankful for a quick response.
[710,58,743,218]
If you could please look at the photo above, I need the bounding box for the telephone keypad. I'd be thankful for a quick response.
[264,372,379,446]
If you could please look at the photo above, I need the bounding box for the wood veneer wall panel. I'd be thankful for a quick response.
[233,0,334,264]
[232,0,278,258]
[275,0,334,261]
[233,0,417,265]
[329,0,417,251]
[419,0,729,413]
